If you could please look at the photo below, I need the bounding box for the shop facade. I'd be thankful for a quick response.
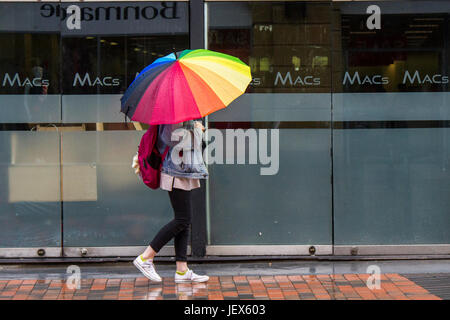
[0,0,449,258]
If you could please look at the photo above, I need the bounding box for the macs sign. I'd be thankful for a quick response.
[73,73,120,87]
[274,71,321,86]
[343,71,449,85]
[2,73,49,88]
[40,2,180,22]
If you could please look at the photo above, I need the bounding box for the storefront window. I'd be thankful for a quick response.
[0,2,62,249]
[338,3,448,93]
[206,1,333,250]
[61,1,189,123]
[0,1,190,252]
[0,2,60,125]
[332,1,450,246]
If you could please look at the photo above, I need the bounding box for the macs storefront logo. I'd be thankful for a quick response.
[2,72,49,88]
[40,2,181,30]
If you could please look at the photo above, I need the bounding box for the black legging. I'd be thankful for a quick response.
[149,188,192,261]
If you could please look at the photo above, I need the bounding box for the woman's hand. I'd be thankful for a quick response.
[194,121,205,131]
[131,153,140,175]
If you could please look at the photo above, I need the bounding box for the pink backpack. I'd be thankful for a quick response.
[138,125,169,189]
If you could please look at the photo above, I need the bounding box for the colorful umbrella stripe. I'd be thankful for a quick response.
[121,49,252,125]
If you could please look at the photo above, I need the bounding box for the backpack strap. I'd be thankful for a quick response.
[162,146,170,160]
[156,124,170,160]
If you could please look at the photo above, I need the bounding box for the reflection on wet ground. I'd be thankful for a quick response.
[0,274,443,300]
[1,260,449,299]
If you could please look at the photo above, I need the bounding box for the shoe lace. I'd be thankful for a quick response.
[142,261,155,270]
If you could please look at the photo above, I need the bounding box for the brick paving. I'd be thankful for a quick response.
[0,273,443,300]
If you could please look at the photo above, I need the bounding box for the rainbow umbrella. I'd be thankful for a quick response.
[120,49,251,125]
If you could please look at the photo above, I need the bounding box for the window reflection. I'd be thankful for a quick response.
[62,35,188,95]
[336,2,449,93]
[208,2,332,94]
[0,34,58,95]
[0,1,189,129]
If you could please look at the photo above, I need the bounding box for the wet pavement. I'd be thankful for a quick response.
[0,260,449,300]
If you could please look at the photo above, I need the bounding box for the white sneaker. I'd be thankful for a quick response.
[133,255,162,282]
[174,269,209,283]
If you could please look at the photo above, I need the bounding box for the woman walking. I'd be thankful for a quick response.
[133,120,209,283]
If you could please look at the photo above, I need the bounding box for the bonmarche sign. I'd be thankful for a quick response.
[40,2,180,21]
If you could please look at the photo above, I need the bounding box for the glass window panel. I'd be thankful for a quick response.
[333,128,450,244]
[208,127,332,245]
[332,1,450,245]
[207,1,332,123]
[0,131,61,247]
[0,2,61,123]
[206,2,333,246]
[209,93,331,122]
[334,0,449,94]
[60,1,189,123]
[61,131,176,247]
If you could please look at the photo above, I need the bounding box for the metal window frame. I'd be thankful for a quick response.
[189,0,208,258]
[334,245,450,256]
[0,248,62,258]
[206,245,333,256]
[0,246,191,258]
[63,246,191,257]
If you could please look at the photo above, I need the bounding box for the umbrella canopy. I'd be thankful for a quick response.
[120,49,252,125]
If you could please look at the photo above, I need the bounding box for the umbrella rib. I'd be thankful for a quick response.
[180,60,250,105]
[181,59,250,92]
[178,62,226,117]
[183,55,250,75]
[180,49,247,66]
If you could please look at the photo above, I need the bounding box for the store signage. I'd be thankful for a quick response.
[343,71,448,85]
[274,71,320,86]
[250,78,261,86]
[2,73,49,88]
[40,2,180,23]
[402,71,448,84]
[73,73,120,87]
[343,72,388,85]
[0,2,187,35]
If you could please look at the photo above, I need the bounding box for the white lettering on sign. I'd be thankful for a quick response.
[274,72,320,86]
[250,78,261,86]
[2,73,49,87]
[343,72,389,85]
[73,73,120,87]
[402,70,449,84]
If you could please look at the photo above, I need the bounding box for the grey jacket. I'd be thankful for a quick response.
[157,120,209,179]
